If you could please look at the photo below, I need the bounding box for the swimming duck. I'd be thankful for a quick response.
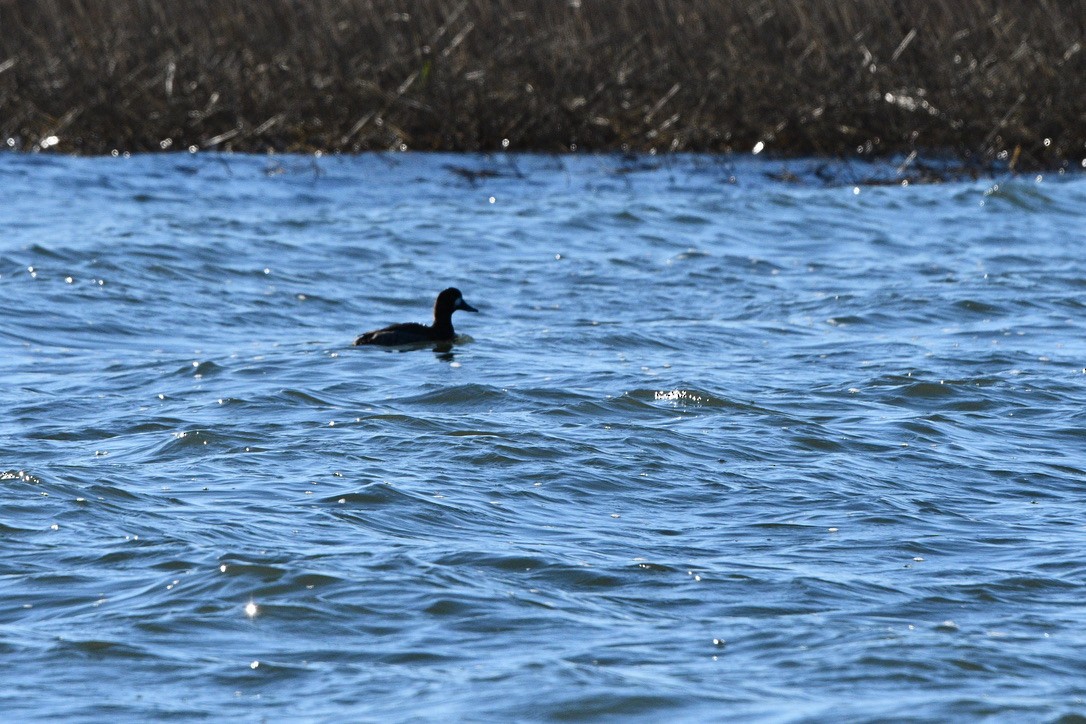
[354,288,478,346]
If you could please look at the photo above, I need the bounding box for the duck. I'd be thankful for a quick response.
[354,287,479,346]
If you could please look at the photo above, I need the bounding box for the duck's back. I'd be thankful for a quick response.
[355,322,441,346]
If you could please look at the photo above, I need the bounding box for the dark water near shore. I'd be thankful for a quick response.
[2,152,1085,721]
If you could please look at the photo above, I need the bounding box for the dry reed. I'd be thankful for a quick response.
[1,0,1083,167]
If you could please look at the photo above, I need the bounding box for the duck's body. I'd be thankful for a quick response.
[355,321,444,346]
[355,288,478,346]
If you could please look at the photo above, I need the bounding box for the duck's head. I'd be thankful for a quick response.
[435,287,479,317]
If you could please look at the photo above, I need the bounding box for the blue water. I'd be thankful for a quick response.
[2,152,1085,721]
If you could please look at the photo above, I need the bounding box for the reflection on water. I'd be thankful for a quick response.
[433,344,456,362]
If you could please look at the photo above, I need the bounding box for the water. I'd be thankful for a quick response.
[2,152,1085,721]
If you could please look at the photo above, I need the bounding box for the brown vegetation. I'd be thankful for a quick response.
[1,0,1083,166]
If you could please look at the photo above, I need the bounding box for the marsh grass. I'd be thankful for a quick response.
[1,0,1083,167]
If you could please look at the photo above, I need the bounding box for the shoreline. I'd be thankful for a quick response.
[6,148,1073,188]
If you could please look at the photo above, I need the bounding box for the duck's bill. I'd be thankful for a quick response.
[457,299,479,313]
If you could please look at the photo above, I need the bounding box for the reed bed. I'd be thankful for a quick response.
[1,0,1083,167]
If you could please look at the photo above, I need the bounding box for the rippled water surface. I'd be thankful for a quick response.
[2,153,1085,721]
